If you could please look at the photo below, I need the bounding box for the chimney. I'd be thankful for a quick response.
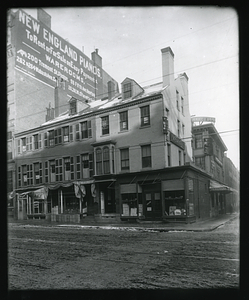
[91,49,102,68]
[161,47,174,87]
[108,81,115,100]
[54,78,68,117]
[37,9,51,29]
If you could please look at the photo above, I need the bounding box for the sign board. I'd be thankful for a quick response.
[191,117,216,124]
[169,132,185,150]
[13,9,103,101]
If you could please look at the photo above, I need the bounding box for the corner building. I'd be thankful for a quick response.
[14,46,217,223]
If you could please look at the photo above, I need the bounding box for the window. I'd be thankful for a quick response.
[82,153,90,178]
[140,105,150,127]
[18,167,21,187]
[103,147,110,174]
[112,146,115,173]
[63,126,69,142]
[27,136,32,151]
[34,134,39,150]
[70,99,77,115]
[48,130,54,146]
[123,82,132,99]
[50,160,56,182]
[167,144,171,167]
[22,137,26,152]
[34,162,42,184]
[22,165,27,186]
[55,159,63,181]
[177,120,180,137]
[101,116,109,135]
[195,157,205,170]
[96,148,102,175]
[119,111,128,131]
[81,120,92,139]
[17,139,21,154]
[70,157,75,180]
[27,164,33,185]
[54,128,62,145]
[176,90,180,111]
[76,155,81,179]
[45,161,48,183]
[179,150,182,166]
[195,134,203,149]
[141,145,151,168]
[120,148,129,170]
[182,124,185,137]
[64,157,71,180]
[181,97,184,114]
[76,124,80,141]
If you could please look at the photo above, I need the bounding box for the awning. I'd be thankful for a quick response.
[209,180,232,193]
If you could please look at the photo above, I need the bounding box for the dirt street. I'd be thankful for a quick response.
[8,217,239,290]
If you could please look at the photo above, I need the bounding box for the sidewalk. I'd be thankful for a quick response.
[8,213,239,232]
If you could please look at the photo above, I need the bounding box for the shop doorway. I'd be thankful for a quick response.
[143,184,162,219]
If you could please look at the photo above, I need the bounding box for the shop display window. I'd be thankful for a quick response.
[121,193,138,217]
[164,190,186,216]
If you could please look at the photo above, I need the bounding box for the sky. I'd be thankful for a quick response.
[16,6,239,169]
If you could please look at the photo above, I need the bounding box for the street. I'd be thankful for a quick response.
[8,217,239,290]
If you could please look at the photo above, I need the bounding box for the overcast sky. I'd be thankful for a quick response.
[17,6,239,169]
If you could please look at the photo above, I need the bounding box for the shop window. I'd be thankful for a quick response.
[141,144,151,168]
[81,120,92,139]
[121,193,137,217]
[103,147,110,174]
[123,82,132,99]
[119,111,128,131]
[101,116,109,135]
[195,134,203,149]
[120,148,129,170]
[140,105,150,127]
[22,137,26,152]
[164,190,186,216]
[55,159,63,181]
[49,160,56,182]
[96,148,102,175]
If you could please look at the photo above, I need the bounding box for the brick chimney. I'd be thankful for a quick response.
[161,47,174,87]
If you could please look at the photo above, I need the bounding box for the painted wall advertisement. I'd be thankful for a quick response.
[13,9,103,101]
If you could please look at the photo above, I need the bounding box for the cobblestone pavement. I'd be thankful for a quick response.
[8,215,239,292]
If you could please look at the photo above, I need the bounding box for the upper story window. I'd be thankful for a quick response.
[141,144,151,168]
[48,130,55,146]
[33,134,39,150]
[27,136,32,151]
[181,97,184,115]
[182,124,185,136]
[22,137,26,152]
[101,116,109,135]
[140,105,150,127]
[34,162,42,184]
[94,144,115,175]
[49,160,56,182]
[176,90,180,111]
[81,120,92,139]
[103,147,110,174]
[70,99,77,115]
[119,111,128,131]
[96,148,103,175]
[120,148,129,171]
[123,82,132,99]
[22,165,27,186]
[195,157,205,170]
[177,119,180,137]
[195,134,203,149]
[63,126,70,142]
[179,150,182,166]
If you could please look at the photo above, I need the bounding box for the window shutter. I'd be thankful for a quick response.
[38,134,42,148]
[89,153,94,177]
[58,128,62,144]
[17,139,21,154]
[76,124,80,140]
[88,120,92,138]
[54,129,58,145]
[69,125,73,141]
[70,157,74,180]
[44,132,48,147]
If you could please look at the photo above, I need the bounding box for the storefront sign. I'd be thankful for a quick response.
[191,117,215,123]
[14,9,103,101]
[169,132,185,150]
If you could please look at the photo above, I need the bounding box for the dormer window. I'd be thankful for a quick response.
[124,82,132,99]
[69,99,77,115]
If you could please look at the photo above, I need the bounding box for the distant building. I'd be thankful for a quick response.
[192,118,238,217]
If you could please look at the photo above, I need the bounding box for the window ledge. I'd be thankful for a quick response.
[139,125,151,129]
[118,130,129,134]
